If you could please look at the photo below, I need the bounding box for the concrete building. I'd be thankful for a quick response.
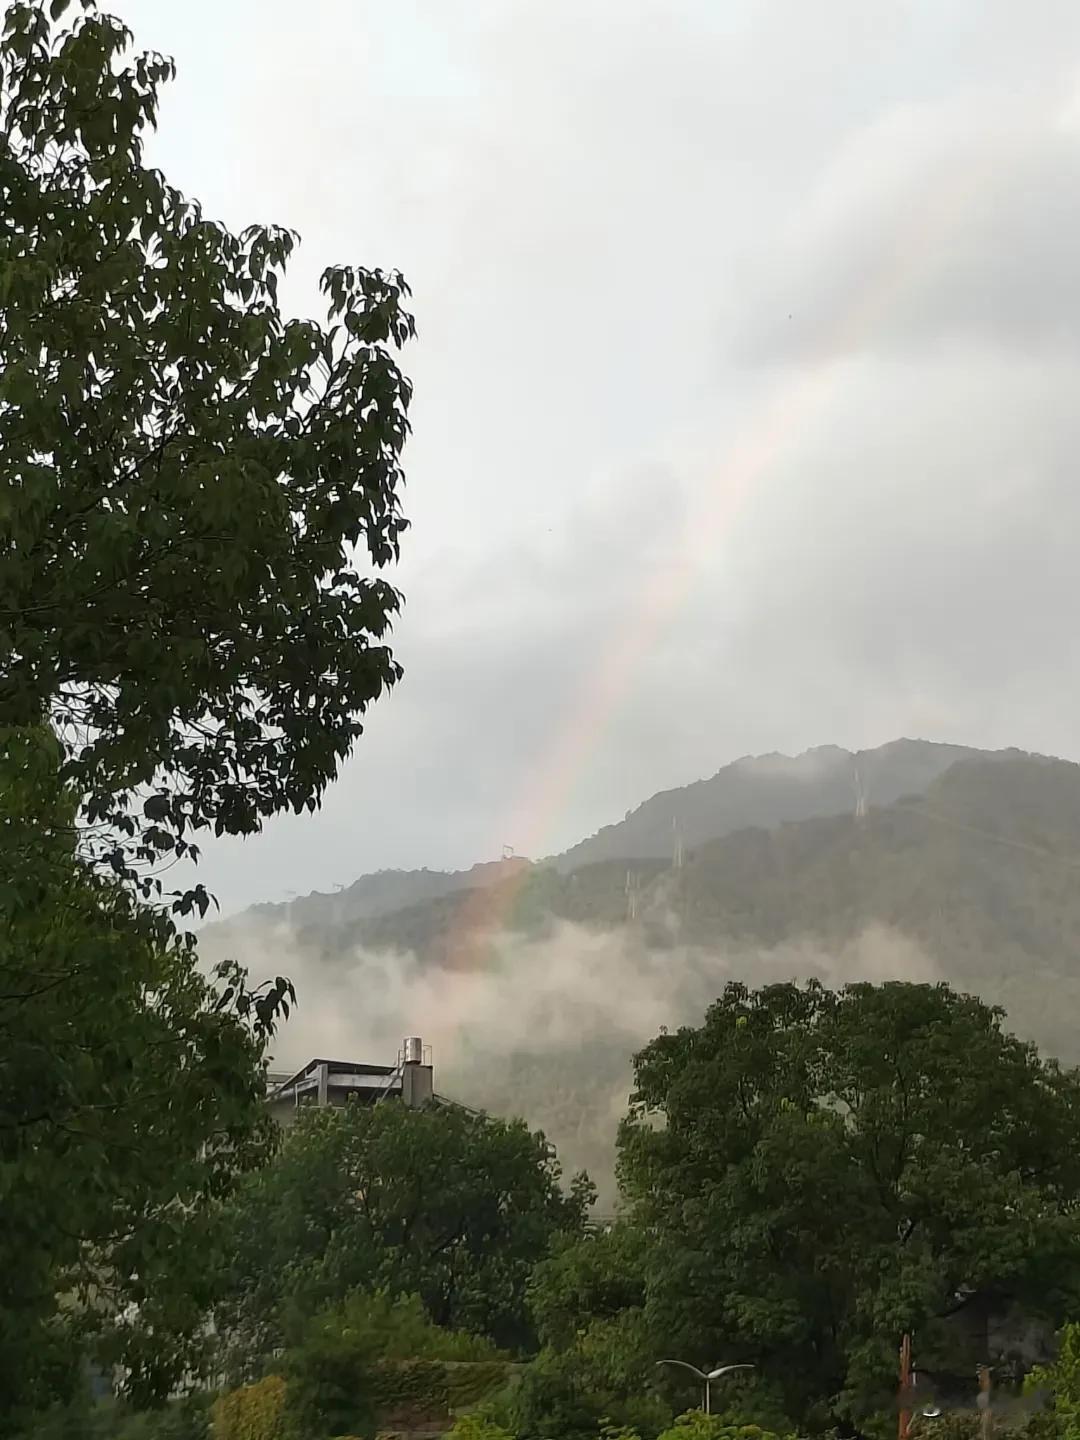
[266,1036,436,1128]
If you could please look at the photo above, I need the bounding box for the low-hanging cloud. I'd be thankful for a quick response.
[201,917,940,1207]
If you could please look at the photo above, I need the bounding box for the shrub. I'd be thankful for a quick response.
[278,1291,510,1439]
[447,1414,518,1440]
[599,1421,644,1440]
[212,1375,287,1440]
[655,1414,793,1440]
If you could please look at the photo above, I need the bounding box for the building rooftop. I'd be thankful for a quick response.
[266,1039,436,1120]
[269,1057,401,1105]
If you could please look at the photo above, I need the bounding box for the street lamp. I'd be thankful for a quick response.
[656,1361,755,1415]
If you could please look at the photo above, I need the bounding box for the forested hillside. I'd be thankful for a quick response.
[551,735,993,870]
[210,737,1012,947]
[243,855,531,934]
[204,745,1080,1200]
[662,753,1078,1055]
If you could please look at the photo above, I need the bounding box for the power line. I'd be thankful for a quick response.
[891,803,1080,873]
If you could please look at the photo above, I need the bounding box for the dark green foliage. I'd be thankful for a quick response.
[0,727,277,1427]
[278,1292,510,1440]
[1,1,412,1427]
[215,1101,593,1379]
[619,980,1080,1434]
[529,1225,650,1352]
[518,1222,794,1440]
[510,1337,669,1440]
[515,1226,669,1440]
[0,0,413,899]
[22,1392,212,1440]
[278,1305,380,1440]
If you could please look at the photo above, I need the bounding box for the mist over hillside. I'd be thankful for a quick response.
[550,736,994,870]
[200,740,1076,1204]
[213,738,1012,936]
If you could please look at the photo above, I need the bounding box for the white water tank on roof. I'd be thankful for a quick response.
[403,1036,423,1065]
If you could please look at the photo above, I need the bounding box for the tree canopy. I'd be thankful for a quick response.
[512,1224,665,1440]
[0,0,414,1427]
[618,980,1080,1433]
[0,0,414,900]
[0,727,279,1428]
[214,1098,594,1381]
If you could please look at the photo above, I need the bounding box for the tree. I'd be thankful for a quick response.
[511,1308,667,1440]
[518,1223,790,1440]
[619,981,1080,1435]
[512,1225,671,1440]
[528,1224,650,1354]
[214,1100,594,1378]
[0,727,281,1431]
[1,1,414,1427]
[0,0,413,902]
[1025,1323,1080,1440]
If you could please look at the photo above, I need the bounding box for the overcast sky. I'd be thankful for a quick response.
[119,0,1080,916]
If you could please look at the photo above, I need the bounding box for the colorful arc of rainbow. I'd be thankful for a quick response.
[442,125,1034,975]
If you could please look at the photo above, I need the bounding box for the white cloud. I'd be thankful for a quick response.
[118,0,1080,913]
[201,913,942,1199]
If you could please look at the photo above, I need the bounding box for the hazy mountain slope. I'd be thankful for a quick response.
[448,754,1080,1196]
[550,737,993,871]
[284,751,1071,993]
[303,755,1080,1178]
[202,744,1080,1203]
[651,754,1075,1038]
[210,738,1001,946]
[212,856,530,942]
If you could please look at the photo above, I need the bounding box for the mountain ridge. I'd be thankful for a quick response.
[548,736,999,871]
[212,738,1021,938]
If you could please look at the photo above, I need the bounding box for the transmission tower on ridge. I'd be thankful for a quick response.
[625,869,638,922]
[853,765,868,822]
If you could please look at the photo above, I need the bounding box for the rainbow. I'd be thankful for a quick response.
[441,101,1058,970]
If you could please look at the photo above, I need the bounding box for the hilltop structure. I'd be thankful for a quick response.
[266,1036,438,1127]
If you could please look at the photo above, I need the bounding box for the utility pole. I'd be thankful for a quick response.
[977,1366,993,1440]
[898,1333,913,1440]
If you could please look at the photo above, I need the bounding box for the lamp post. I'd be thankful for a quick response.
[656,1361,755,1415]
